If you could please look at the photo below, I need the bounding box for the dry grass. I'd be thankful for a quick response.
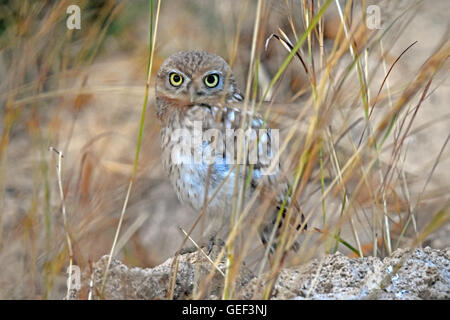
[0,0,448,299]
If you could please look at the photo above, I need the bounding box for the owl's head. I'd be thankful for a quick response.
[155,51,242,119]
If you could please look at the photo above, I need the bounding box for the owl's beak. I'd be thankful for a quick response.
[189,85,196,103]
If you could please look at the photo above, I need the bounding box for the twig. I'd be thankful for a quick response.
[178,227,225,277]
[49,146,73,300]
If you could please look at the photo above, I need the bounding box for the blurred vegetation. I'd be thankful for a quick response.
[0,0,448,299]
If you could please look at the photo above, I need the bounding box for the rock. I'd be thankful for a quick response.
[72,247,449,300]
[240,247,450,300]
[75,246,255,300]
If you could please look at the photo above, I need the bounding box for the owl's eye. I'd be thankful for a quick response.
[204,73,220,88]
[169,72,183,87]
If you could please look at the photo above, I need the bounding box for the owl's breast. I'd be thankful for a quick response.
[160,119,237,215]
[159,103,276,215]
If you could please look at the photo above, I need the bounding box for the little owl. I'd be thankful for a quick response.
[155,50,305,254]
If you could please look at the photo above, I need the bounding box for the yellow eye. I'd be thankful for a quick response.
[169,72,183,87]
[204,73,220,88]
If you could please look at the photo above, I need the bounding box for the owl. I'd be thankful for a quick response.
[155,50,305,254]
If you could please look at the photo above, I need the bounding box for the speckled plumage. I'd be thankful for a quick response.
[155,50,305,250]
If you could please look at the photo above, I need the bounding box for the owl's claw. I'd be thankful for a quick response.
[179,245,198,255]
[207,236,225,256]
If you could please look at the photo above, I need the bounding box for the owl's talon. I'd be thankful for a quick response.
[207,236,225,255]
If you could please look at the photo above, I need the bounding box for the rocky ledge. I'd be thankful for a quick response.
[72,247,449,300]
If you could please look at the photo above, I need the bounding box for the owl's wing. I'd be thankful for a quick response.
[206,104,306,251]
[209,104,297,213]
[208,104,281,181]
